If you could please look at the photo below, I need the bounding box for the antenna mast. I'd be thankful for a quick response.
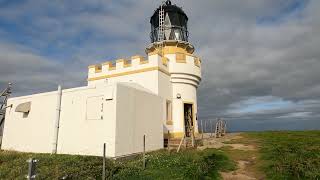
[0,83,12,127]
[0,83,12,147]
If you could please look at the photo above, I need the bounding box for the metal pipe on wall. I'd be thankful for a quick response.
[52,85,62,154]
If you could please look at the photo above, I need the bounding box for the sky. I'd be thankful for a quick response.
[0,0,319,131]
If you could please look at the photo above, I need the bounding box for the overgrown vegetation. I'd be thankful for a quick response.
[0,149,235,180]
[114,149,235,180]
[248,131,320,180]
[2,131,318,179]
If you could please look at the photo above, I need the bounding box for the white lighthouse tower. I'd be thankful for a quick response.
[147,0,202,138]
[87,0,201,139]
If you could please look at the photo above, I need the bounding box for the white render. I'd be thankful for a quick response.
[87,43,202,138]
[1,83,163,157]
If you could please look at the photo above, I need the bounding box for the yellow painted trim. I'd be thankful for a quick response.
[101,61,116,70]
[162,57,169,66]
[102,62,111,66]
[88,64,102,73]
[116,59,132,68]
[147,51,162,56]
[176,53,187,63]
[194,57,201,67]
[131,56,148,65]
[116,59,125,63]
[166,99,172,123]
[88,66,170,81]
[139,57,149,64]
[148,46,192,57]
[164,132,185,138]
[88,65,96,69]
[146,41,195,54]
[165,132,200,138]
[165,47,190,55]
[124,63,132,68]
[166,121,173,125]
[140,60,149,64]
[131,55,144,59]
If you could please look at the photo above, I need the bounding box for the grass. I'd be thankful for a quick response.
[0,151,104,179]
[0,149,235,180]
[2,131,319,179]
[114,149,235,180]
[247,131,320,180]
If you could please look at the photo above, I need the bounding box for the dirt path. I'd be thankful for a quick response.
[198,133,264,179]
[220,160,256,180]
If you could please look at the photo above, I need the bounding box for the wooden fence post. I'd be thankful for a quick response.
[102,143,106,180]
[143,135,146,169]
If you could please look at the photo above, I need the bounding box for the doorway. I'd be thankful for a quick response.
[184,103,193,137]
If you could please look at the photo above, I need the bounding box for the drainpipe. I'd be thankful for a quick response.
[52,85,62,154]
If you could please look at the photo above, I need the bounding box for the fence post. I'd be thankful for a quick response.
[201,120,204,139]
[102,143,106,180]
[26,158,37,180]
[215,119,219,138]
[204,121,207,135]
[167,130,170,151]
[143,135,146,169]
[210,120,213,137]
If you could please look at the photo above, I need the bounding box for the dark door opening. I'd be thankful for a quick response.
[184,103,193,137]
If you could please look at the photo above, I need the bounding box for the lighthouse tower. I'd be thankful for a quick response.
[147,0,202,138]
[87,0,201,139]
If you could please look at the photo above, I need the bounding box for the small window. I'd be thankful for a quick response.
[23,112,29,118]
[15,102,31,118]
[94,65,102,73]
[174,29,181,40]
[166,100,172,124]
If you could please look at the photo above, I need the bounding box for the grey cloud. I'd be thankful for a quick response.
[0,43,85,96]
[0,0,319,131]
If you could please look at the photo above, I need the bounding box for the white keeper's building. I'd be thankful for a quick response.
[1,0,202,157]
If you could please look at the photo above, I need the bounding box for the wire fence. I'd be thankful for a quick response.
[198,119,217,133]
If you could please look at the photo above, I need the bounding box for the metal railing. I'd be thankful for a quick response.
[150,26,189,43]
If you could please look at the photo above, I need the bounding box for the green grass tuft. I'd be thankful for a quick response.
[248,131,320,180]
[113,149,236,180]
[0,148,235,180]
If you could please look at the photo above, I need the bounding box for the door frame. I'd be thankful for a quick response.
[183,101,195,137]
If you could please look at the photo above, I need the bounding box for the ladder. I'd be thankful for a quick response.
[158,4,165,42]
[157,3,165,57]
[0,83,12,127]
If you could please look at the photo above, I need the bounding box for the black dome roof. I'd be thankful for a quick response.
[149,0,189,43]
[150,0,188,24]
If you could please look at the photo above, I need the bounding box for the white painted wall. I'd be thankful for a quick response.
[57,85,117,157]
[172,83,199,133]
[90,71,159,95]
[167,54,201,136]
[115,83,163,157]
[1,83,164,157]
[2,91,58,153]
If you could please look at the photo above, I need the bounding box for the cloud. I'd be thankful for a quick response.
[0,42,85,96]
[0,0,319,131]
